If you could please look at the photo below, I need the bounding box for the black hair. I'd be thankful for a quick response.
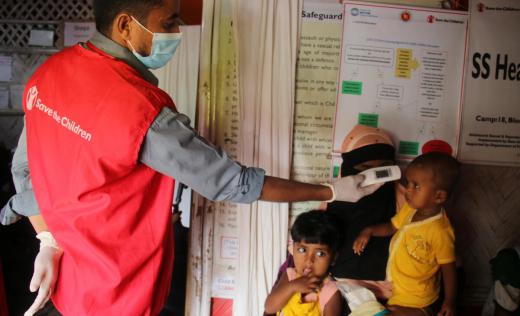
[291,210,342,252]
[409,152,460,195]
[93,0,164,35]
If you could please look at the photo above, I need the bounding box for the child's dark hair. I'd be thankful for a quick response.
[291,210,341,252]
[409,152,460,195]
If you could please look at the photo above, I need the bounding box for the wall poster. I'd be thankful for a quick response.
[458,0,520,166]
[290,2,343,218]
[334,1,468,160]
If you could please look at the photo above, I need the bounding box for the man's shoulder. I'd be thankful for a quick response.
[42,45,86,65]
[28,45,81,77]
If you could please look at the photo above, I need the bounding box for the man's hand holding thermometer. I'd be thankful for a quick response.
[359,165,401,187]
[326,166,400,203]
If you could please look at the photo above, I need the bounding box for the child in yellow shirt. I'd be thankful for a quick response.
[265,210,344,316]
[353,152,459,316]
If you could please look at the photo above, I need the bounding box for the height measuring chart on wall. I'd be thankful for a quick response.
[208,1,240,300]
[333,1,468,159]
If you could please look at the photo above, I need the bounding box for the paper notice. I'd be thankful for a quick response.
[64,22,96,46]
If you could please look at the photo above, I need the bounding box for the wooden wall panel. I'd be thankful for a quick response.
[450,164,520,304]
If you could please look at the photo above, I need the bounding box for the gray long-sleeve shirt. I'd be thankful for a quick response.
[0,31,265,225]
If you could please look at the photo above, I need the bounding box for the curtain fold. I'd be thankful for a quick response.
[185,1,219,314]
[234,1,302,315]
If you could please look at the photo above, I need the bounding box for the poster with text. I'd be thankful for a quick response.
[290,2,343,218]
[458,0,520,166]
[334,1,468,160]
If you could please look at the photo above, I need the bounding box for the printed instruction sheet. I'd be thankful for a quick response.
[334,1,468,159]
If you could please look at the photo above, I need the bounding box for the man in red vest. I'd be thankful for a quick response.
[4,0,382,315]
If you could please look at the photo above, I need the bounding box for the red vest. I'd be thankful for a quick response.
[24,43,175,315]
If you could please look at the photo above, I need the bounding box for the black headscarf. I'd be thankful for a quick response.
[327,143,396,280]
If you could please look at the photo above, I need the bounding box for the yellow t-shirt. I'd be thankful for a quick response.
[386,203,455,308]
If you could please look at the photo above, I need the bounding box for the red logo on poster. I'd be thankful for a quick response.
[401,11,411,22]
[427,15,435,23]
[422,140,453,156]
[477,3,485,12]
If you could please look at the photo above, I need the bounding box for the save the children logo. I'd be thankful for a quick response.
[25,85,93,142]
[26,86,38,111]
[400,11,411,22]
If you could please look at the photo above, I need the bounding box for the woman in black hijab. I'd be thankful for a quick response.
[327,124,397,281]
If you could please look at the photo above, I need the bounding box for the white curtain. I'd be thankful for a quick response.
[185,0,302,314]
[185,1,218,314]
[234,1,302,315]
[151,25,201,122]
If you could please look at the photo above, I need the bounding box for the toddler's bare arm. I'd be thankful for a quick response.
[353,223,396,255]
[438,262,457,316]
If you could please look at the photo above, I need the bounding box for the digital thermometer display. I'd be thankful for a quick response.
[375,170,390,178]
[359,165,401,187]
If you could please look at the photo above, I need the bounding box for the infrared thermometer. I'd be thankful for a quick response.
[359,165,401,187]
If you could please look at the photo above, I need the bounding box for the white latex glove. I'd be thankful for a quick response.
[330,174,383,203]
[24,231,63,316]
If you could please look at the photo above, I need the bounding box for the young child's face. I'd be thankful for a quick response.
[292,240,334,279]
[403,165,442,210]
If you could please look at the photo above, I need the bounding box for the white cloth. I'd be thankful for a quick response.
[233,0,302,315]
[184,6,215,315]
[494,281,520,312]
[336,279,385,313]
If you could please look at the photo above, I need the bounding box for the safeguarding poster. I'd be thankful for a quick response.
[459,0,520,166]
[334,1,468,160]
[290,2,343,217]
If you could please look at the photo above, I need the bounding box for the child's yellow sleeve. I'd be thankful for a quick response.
[391,203,413,230]
[433,225,456,264]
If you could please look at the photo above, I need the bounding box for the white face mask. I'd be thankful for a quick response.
[127,17,182,69]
